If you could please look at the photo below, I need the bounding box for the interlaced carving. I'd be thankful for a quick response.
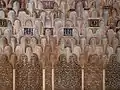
[55,54,81,90]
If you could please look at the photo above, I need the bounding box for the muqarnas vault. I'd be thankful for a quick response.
[0,0,120,90]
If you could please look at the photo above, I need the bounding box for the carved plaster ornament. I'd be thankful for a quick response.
[13,19,21,35]
[34,45,42,61]
[68,38,77,51]
[20,54,28,66]
[15,36,27,58]
[50,53,55,68]
[73,45,81,63]
[102,37,108,54]
[27,0,35,16]
[37,0,43,9]
[0,29,2,36]
[101,54,109,69]
[86,29,93,44]
[95,30,103,45]
[116,46,120,63]
[20,0,26,9]
[107,29,116,45]
[34,9,40,18]
[52,6,63,19]
[18,11,27,26]
[0,37,8,52]
[45,15,52,28]
[10,37,17,52]
[44,45,52,61]
[41,53,46,68]
[97,21,105,38]
[112,37,119,53]
[89,37,103,56]
[32,11,37,21]
[30,37,42,60]
[7,20,13,33]
[0,10,5,18]
[65,20,74,27]
[85,45,90,54]
[69,11,77,26]
[30,53,37,66]
[54,19,63,37]
[32,0,38,9]
[79,53,87,68]
[76,1,84,18]
[25,46,33,62]
[40,37,48,52]
[65,47,72,63]
[51,51,59,66]
[40,11,46,26]
[83,8,89,22]
[60,0,67,15]
[4,45,12,60]
[0,0,6,8]
[117,20,120,27]
[69,0,75,10]
[58,38,65,54]
[45,28,52,42]
[10,53,17,69]
[117,30,120,44]
[69,54,78,65]
[88,37,97,55]
[106,45,114,59]
[30,36,38,49]
[34,19,43,35]
[45,52,53,90]
[77,18,84,35]
[90,9,98,18]
[25,19,33,27]
[8,10,16,24]
[7,0,13,8]
[80,37,87,52]
[13,1,20,16]
[4,28,12,43]
[49,37,57,52]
